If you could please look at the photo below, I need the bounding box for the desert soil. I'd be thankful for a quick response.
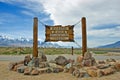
[0,53,120,80]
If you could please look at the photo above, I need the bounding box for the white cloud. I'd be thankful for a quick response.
[21,10,34,16]
[1,0,120,47]
[38,0,120,47]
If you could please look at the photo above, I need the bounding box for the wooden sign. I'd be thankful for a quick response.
[45,25,74,42]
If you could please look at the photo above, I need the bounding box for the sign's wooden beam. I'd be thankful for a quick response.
[33,17,38,57]
[81,17,87,57]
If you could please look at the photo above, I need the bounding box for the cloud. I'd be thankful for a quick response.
[21,10,35,16]
[38,0,120,47]
[1,0,120,47]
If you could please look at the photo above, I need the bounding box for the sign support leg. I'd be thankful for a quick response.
[33,17,38,57]
[81,17,87,57]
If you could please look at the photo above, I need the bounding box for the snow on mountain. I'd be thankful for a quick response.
[0,35,61,48]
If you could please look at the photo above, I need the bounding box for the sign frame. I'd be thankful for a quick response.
[45,25,74,42]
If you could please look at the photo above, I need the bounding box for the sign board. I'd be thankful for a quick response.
[45,25,74,42]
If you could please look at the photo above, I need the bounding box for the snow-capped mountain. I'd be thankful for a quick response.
[0,35,61,48]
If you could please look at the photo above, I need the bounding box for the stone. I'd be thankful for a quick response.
[68,67,75,74]
[13,64,24,71]
[76,55,83,63]
[84,51,92,60]
[39,62,49,68]
[87,69,97,77]
[75,63,83,68]
[49,60,56,63]
[55,56,68,66]
[101,68,115,75]
[27,59,34,67]
[24,55,31,66]
[91,57,97,66]
[24,67,32,75]
[63,68,69,73]
[79,69,88,78]
[96,64,110,69]
[87,66,98,70]
[31,69,39,75]
[82,52,96,67]
[72,69,80,78]
[97,70,103,77]
[114,62,120,71]
[98,60,105,64]
[33,57,40,67]
[79,72,85,78]
[106,58,116,63]
[65,63,72,69]
[46,68,52,73]
[68,59,75,64]
[17,66,26,73]
[49,63,63,69]
[38,53,47,62]
[53,68,60,73]
[38,68,48,74]
[83,59,92,67]
[8,62,17,70]
[52,67,64,73]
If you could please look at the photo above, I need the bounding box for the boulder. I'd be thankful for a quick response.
[31,69,39,75]
[76,55,83,63]
[114,62,120,71]
[68,67,75,74]
[55,56,68,66]
[98,60,105,64]
[46,68,52,73]
[87,69,97,77]
[72,69,80,78]
[53,67,64,73]
[79,69,88,78]
[65,63,72,69]
[82,53,97,67]
[83,59,92,67]
[17,66,26,73]
[91,57,97,66]
[24,55,31,66]
[49,60,56,63]
[68,59,74,64]
[106,58,116,63]
[96,64,110,69]
[101,68,115,75]
[38,68,48,74]
[27,59,34,67]
[97,70,103,77]
[75,63,83,68]
[84,51,92,60]
[63,68,69,73]
[39,62,49,68]
[8,62,17,70]
[24,67,32,75]
[38,53,47,62]
[33,57,39,67]
[13,64,24,71]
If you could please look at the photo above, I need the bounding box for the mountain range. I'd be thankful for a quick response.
[0,35,60,48]
[98,41,120,48]
[0,35,120,48]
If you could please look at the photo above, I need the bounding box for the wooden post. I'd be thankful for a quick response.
[33,17,38,57]
[81,17,87,57]
[71,46,73,55]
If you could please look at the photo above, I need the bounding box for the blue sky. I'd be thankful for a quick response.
[0,0,120,47]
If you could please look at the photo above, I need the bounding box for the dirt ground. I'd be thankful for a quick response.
[0,61,120,80]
